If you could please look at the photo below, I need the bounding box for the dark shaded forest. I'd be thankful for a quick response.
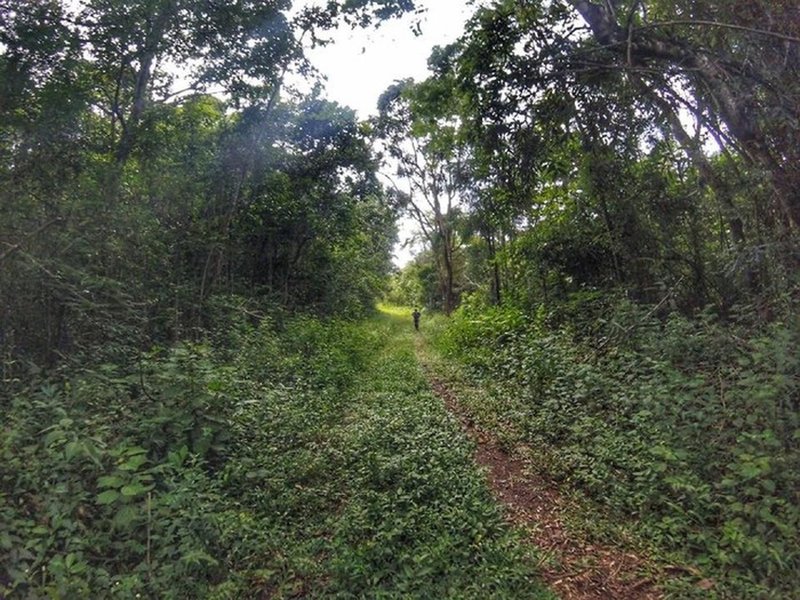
[2,0,798,598]
[0,0,403,371]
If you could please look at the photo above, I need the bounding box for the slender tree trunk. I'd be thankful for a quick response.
[567,0,800,230]
[268,242,275,290]
[644,85,747,248]
[440,226,456,315]
[115,4,174,165]
[283,236,310,306]
[444,249,455,314]
[487,233,502,306]
[597,192,624,285]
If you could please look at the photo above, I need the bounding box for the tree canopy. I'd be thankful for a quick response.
[0,0,423,368]
[384,0,799,314]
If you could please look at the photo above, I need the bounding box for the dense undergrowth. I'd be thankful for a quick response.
[430,295,799,599]
[1,308,550,599]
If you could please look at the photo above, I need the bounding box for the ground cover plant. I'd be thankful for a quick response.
[0,309,552,599]
[429,297,800,599]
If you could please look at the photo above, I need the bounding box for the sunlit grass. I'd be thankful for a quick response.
[376,302,411,317]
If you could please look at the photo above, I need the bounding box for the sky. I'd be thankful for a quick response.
[296,0,475,267]
[300,0,473,119]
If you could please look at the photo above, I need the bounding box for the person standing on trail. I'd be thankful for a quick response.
[412,308,421,331]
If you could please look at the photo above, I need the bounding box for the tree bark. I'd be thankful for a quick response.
[115,3,175,165]
[487,233,502,306]
[443,233,455,314]
[643,84,747,249]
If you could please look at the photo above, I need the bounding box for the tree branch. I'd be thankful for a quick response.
[638,20,800,45]
[0,218,62,263]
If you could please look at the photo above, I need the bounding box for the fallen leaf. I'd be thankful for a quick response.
[696,578,715,590]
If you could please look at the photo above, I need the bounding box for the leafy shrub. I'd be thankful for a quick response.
[3,311,548,598]
[0,345,234,597]
[438,296,800,597]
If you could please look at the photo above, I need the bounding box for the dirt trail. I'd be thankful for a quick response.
[425,370,664,600]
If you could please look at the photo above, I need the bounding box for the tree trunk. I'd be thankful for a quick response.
[440,226,456,315]
[646,87,747,249]
[443,248,455,314]
[115,3,174,165]
[487,233,502,306]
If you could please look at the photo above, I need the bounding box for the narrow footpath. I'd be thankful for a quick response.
[301,308,554,598]
[409,312,665,600]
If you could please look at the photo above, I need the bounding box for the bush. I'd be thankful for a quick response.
[438,298,800,597]
[0,315,378,597]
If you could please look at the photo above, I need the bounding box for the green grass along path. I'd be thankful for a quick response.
[334,306,658,600]
[0,306,669,598]
[245,307,554,598]
[406,307,665,600]
[311,307,553,598]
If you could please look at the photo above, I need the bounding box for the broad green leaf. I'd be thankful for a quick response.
[97,475,125,489]
[96,490,120,505]
[113,506,139,529]
[120,483,151,497]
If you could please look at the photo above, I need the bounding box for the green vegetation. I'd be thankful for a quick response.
[3,1,799,599]
[425,298,799,598]
[0,1,405,374]
[379,5,800,596]
[1,311,552,598]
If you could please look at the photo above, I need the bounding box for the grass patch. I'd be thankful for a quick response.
[425,300,800,599]
[2,310,551,598]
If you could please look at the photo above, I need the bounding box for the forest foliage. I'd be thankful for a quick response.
[1,312,553,597]
[430,298,799,597]
[0,0,404,375]
[378,0,800,598]
[386,0,800,314]
[2,0,800,598]
[0,0,421,595]
[381,0,799,597]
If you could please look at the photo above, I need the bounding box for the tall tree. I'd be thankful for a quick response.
[0,0,419,367]
[564,0,800,231]
[415,0,799,311]
[375,78,466,314]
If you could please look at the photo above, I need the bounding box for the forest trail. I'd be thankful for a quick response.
[402,308,664,600]
[274,307,557,598]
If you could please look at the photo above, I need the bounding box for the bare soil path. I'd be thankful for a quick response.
[416,338,665,600]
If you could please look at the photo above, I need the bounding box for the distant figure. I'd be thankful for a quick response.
[412,308,421,331]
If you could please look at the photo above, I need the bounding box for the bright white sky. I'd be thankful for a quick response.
[296,0,475,267]
[300,0,473,119]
